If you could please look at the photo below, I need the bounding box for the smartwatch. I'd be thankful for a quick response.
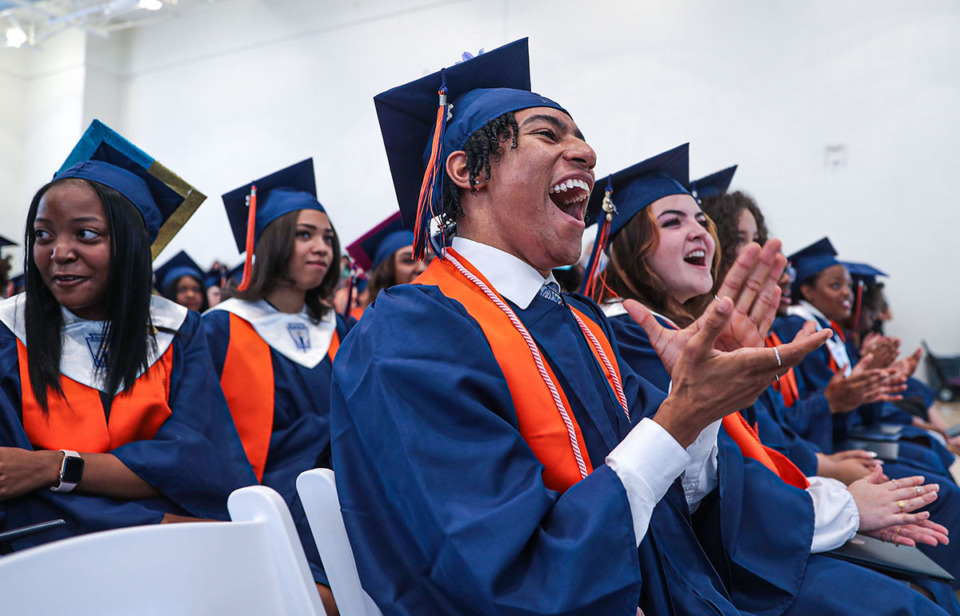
[50,450,84,493]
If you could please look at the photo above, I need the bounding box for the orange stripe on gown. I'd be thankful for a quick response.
[19,340,173,453]
[220,313,340,482]
[417,252,623,493]
[722,411,809,489]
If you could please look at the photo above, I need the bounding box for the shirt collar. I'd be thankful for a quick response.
[451,237,559,310]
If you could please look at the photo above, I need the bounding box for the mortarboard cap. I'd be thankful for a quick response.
[0,234,17,248]
[346,212,414,271]
[690,165,738,202]
[154,251,205,292]
[56,120,206,260]
[374,38,567,259]
[842,261,887,286]
[581,144,691,295]
[221,158,324,253]
[788,237,841,293]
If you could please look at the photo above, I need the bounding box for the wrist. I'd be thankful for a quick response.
[653,397,701,449]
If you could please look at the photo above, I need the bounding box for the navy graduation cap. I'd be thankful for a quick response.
[56,120,206,260]
[154,251,205,293]
[787,237,840,294]
[346,211,413,272]
[843,261,887,286]
[221,159,325,290]
[690,165,737,202]
[0,234,17,248]
[374,37,567,260]
[581,143,691,295]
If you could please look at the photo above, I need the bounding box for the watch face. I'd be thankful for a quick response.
[61,456,85,484]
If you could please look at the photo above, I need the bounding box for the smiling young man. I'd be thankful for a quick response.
[323,41,953,616]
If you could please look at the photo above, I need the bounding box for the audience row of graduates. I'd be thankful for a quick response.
[0,38,958,616]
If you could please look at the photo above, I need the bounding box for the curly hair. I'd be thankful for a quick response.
[592,205,722,328]
[699,190,769,290]
[441,112,520,222]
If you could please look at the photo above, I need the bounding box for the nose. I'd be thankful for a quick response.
[50,237,76,263]
[563,136,597,171]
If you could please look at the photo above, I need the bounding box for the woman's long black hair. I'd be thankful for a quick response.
[24,177,156,411]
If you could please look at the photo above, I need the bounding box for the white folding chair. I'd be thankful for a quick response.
[0,485,326,616]
[297,468,383,616]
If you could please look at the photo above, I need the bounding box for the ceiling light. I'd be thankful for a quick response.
[5,27,27,48]
[138,0,164,10]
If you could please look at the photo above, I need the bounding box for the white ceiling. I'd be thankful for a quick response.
[0,0,215,48]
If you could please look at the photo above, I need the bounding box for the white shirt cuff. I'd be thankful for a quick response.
[681,419,721,512]
[807,476,860,553]
[606,418,690,546]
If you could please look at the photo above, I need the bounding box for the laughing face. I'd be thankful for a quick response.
[646,194,717,304]
[33,180,112,320]
[460,106,596,276]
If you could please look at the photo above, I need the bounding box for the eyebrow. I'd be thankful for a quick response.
[657,209,705,218]
[520,113,586,141]
[34,216,105,224]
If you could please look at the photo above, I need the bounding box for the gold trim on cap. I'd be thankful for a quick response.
[147,160,207,260]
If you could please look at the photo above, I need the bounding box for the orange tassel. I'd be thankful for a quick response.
[237,185,257,291]
[414,90,447,261]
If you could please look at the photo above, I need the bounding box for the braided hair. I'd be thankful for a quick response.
[441,112,520,223]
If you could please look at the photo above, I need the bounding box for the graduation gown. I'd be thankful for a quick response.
[203,298,350,585]
[772,314,954,475]
[607,307,954,613]
[0,295,255,550]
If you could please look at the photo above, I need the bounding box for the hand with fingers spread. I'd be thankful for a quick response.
[851,468,948,547]
[824,354,905,414]
[890,347,923,381]
[625,239,832,447]
[860,335,900,370]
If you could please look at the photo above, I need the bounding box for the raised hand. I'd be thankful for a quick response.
[624,240,786,376]
[860,335,900,370]
[824,354,905,414]
[890,347,922,381]
[642,297,831,447]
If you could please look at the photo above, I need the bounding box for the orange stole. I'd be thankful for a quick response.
[722,412,809,489]
[19,341,173,453]
[416,252,625,493]
[766,332,800,407]
[220,313,339,482]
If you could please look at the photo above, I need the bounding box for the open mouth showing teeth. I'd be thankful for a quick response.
[549,179,591,221]
[684,250,707,266]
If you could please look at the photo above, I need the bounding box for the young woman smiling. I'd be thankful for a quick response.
[0,122,255,551]
[583,146,957,613]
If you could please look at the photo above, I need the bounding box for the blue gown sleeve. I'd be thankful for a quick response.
[112,311,257,520]
[201,308,231,377]
[330,285,643,616]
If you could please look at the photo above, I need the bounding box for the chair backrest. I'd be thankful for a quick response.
[297,468,383,616]
[0,485,325,616]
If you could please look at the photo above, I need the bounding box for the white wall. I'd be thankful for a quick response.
[4,0,959,357]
